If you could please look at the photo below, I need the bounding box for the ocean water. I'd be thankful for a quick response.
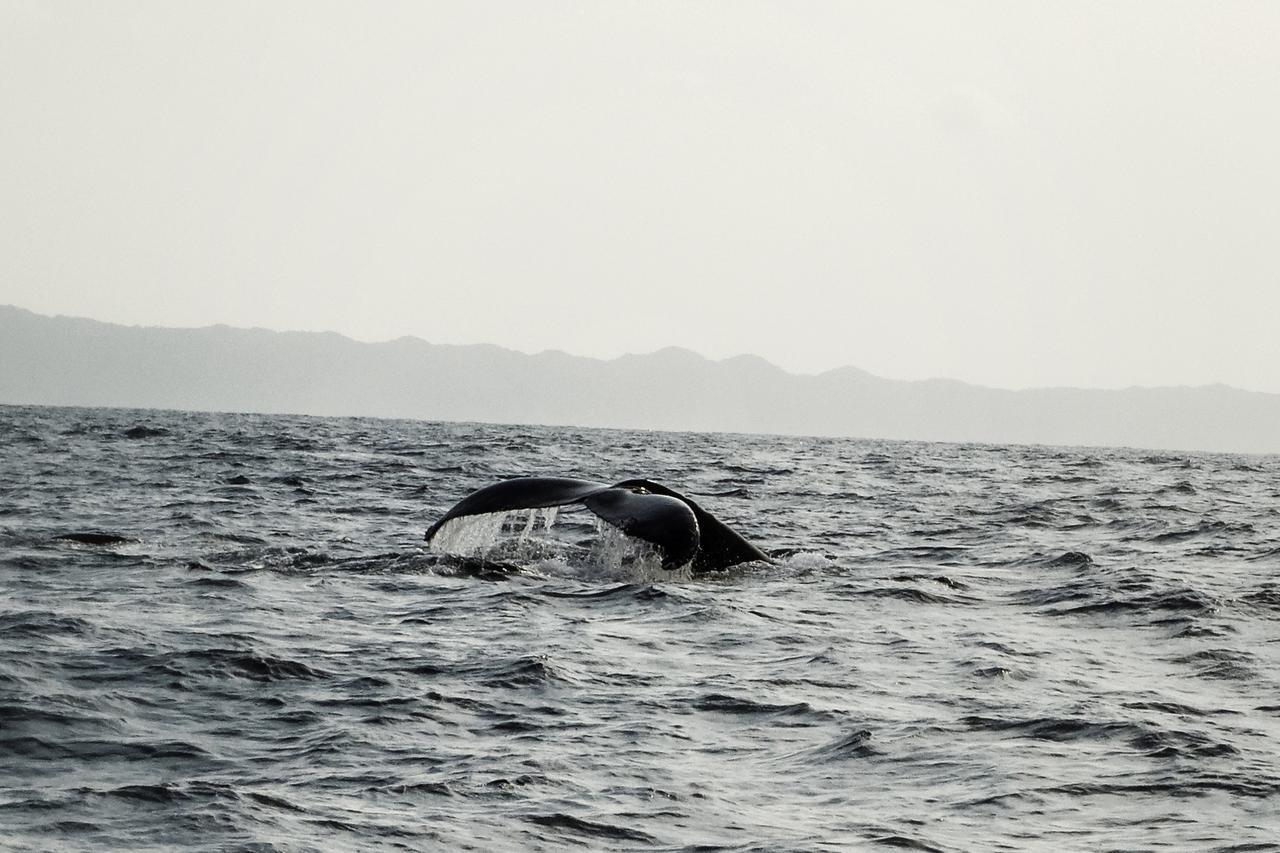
[1,403,1278,852]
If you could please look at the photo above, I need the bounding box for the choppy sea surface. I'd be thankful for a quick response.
[2,404,1278,852]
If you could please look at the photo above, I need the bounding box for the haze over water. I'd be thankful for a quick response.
[2,404,1278,851]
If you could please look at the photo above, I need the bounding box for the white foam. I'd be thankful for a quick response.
[428,508,690,582]
[428,511,513,558]
[781,551,833,570]
[428,507,578,564]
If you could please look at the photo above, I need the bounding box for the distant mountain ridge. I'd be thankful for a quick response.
[2,304,1277,454]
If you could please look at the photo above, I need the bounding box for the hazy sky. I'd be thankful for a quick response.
[3,2,1278,391]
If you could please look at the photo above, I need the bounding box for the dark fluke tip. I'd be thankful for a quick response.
[123,425,168,439]
[56,532,133,546]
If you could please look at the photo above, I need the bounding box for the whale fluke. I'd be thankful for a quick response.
[424,477,768,572]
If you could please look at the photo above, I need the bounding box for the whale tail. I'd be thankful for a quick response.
[424,476,768,572]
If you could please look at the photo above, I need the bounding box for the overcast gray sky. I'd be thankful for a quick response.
[3,1,1278,391]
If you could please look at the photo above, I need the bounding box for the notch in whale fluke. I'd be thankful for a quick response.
[424,476,769,572]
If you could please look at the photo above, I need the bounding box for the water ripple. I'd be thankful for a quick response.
[1,403,1278,851]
